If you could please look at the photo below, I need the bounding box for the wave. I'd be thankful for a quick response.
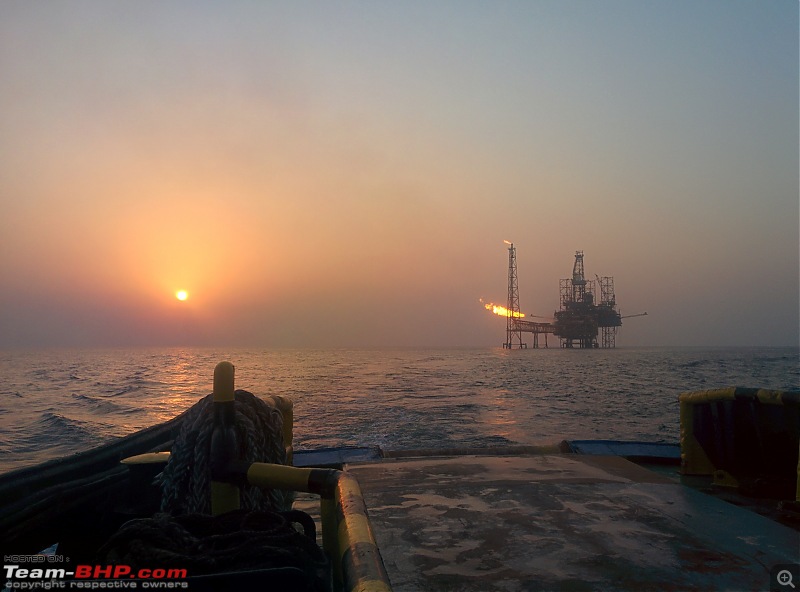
[13,412,106,453]
[71,393,135,414]
[105,384,137,397]
[753,354,799,364]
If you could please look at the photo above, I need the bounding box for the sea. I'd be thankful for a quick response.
[0,346,797,475]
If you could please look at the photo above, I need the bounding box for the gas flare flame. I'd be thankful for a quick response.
[481,300,525,318]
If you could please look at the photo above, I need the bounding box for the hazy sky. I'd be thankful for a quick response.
[1,1,797,348]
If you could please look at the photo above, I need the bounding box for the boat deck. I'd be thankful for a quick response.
[343,452,799,591]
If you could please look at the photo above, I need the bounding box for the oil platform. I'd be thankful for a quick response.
[494,244,645,349]
[554,250,622,348]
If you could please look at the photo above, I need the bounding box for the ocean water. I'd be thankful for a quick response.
[0,346,797,475]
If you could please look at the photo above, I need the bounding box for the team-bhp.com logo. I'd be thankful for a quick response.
[3,563,188,589]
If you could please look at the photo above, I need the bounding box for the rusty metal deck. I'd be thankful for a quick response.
[345,453,799,591]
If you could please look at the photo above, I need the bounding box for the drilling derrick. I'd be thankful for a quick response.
[571,251,587,303]
[504,242,525,349]
[553,251,621,348]
[555,251,596,348]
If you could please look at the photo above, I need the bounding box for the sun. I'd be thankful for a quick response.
[175,290,189,301]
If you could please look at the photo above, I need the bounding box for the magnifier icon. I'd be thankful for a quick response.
[778,570,796,589]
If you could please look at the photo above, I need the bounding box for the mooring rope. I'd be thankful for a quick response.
[98,509,327,576]
[156,389,293,515]
[96,391,330,588]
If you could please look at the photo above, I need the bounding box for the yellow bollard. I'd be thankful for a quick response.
[211,361,240,515]
[213,361,235,402]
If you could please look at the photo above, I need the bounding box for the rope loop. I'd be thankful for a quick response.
[156,389,292,515]
[98,509,328,579]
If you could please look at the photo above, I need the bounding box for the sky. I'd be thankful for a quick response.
[0,0,797,348]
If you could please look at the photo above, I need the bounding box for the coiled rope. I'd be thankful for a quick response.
[98,509,327,578]
[97,391,329,588]
[156,389,293,514]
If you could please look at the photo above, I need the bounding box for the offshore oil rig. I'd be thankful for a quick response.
[492,243,645,349]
